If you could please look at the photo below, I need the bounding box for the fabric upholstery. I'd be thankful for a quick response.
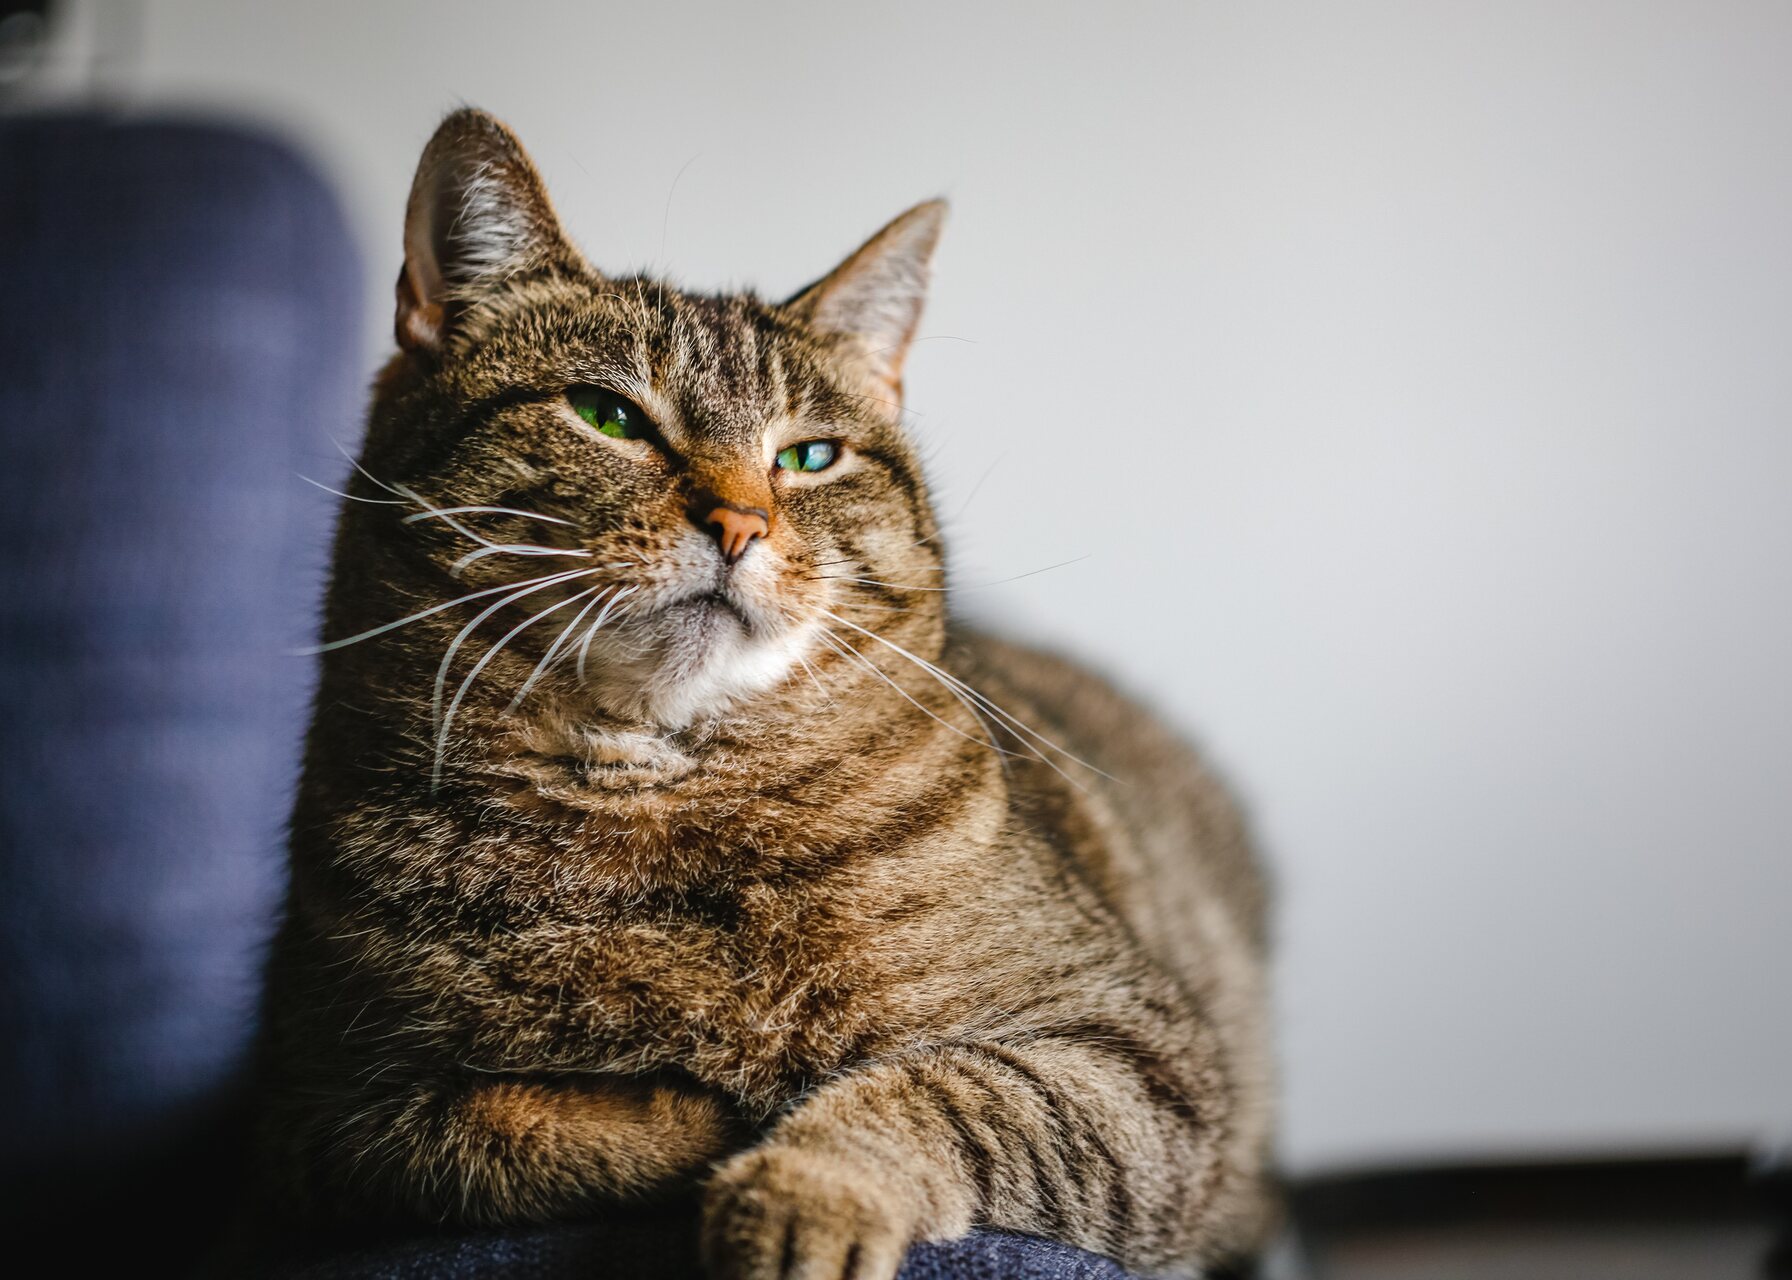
[0,112,362,1256]
[257,1210,1135,1280]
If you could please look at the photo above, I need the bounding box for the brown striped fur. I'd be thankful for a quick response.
[259,109,1276,1278]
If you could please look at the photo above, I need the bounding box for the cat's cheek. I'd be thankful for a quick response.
[700,1145,917,1280]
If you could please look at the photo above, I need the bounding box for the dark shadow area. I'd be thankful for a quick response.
[1290,1153,1792,1280]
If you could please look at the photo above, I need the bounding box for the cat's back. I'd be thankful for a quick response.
[949,628,1270,992]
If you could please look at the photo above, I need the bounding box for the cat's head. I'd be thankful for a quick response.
[344,109,947,736]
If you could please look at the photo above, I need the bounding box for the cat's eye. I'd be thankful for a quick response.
[775,440,839,474]
[568,387,648,441]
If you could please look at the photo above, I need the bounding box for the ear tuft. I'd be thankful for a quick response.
[396,108,580,355]
[787,199,947,391]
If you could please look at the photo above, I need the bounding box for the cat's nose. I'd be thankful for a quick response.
[691,492,770,564]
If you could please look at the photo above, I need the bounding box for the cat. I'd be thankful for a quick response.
[258,108,1277,1280]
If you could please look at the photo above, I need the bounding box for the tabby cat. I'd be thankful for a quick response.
[260,108,1276,1279]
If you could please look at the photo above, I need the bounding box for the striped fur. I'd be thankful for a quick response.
[259,109,1276,1278]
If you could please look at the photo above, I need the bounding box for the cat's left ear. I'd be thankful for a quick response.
[396,108,585,356]
[786,199,947,393]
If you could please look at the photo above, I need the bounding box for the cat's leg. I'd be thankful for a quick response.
[289,1073,742,1224]
[701,1037,1268,1280]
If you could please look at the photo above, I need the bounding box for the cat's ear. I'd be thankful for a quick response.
[396,108,584,356]
[786,199,947,392]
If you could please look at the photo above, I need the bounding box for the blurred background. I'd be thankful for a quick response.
[3,0,1789,1274]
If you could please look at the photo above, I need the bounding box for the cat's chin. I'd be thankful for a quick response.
[577,602,816,731]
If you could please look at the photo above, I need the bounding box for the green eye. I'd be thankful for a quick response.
[568,387,647,440]
[775,440,839,473]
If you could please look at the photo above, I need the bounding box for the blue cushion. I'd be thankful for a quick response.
[259,1215,1136,1280]
[0,112,361,1184]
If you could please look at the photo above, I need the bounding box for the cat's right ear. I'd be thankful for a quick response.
[396,108,584,357]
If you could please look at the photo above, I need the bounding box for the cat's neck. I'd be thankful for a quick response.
[414,679,1006,898]
[481,674,930,798]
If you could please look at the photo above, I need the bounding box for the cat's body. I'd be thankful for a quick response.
[261,110,1275,1279]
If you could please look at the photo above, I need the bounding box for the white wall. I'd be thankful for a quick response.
[99,0,1792,1172]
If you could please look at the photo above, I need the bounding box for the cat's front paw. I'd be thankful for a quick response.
[702,1145,916,1280]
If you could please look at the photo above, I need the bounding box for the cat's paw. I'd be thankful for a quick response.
[701,1144,915,1280]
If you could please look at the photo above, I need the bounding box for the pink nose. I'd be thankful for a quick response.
[701,503,770,564]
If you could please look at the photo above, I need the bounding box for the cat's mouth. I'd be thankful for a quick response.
[669,591,752,633]
[654,577,785,642]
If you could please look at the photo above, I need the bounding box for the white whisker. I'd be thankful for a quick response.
[816,627,1009,758]
[815,575,951,593]
[809,534,941,570]
[575,585,640,682]
[955,452,1006,521]
[820,608,1114,787]
[829,595,914,615]
[332,437,407,497]
[298,473,407,505]
[450,543,592,575]
[403,505,576,527]
[393,483,507,551]
[435,586,598,786]
[793,651,830,702]
[301,566,595,655]
[831,625,1010,771]
[431,568,602,736]
[507,586,610,711]
[811,556,1090,594]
